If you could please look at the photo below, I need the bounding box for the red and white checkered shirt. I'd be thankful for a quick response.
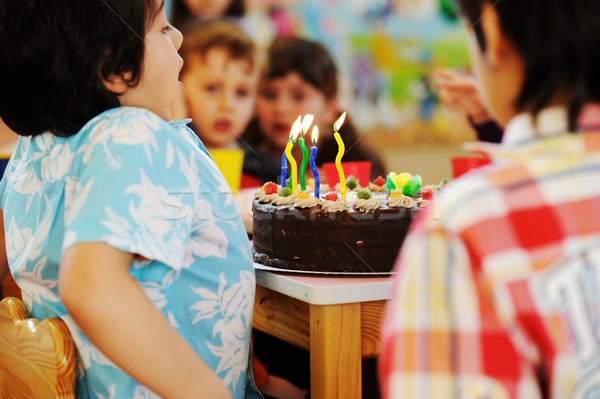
[380,107,600,398]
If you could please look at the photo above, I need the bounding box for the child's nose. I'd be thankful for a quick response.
[218,92,235,110]
[172,26,184,50]
[273,96,293,116]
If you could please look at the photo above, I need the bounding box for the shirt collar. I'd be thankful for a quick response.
[502,107,569,148]
[168,118,192,128]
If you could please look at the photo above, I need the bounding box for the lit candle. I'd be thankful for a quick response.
[280,152,287,187]
[309,126,320,198]
[285,118,302,194]
[298,114,314,191]
[333,112,347,199]
[280,116,301,188]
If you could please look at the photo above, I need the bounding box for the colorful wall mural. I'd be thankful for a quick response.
[245,0,471,134]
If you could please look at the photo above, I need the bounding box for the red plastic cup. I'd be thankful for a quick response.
[451,156,491,178]
[322,161,372,186]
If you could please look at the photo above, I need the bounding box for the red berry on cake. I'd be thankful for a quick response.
[262,182,278,195]
[372,176,386,186]
[420,187,434,201]
[324,192,338,201]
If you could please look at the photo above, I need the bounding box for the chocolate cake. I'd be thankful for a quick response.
[252,190,423,274]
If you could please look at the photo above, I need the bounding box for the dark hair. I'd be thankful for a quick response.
[242,36,386,180]
[171,0,245,30]
[265,36,338,99]
[180,19,256,73]
[0,0,158,137]
[456,0,600,128]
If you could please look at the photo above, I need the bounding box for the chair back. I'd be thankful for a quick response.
[0,297,77,399]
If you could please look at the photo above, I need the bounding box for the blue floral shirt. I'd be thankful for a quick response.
[0,107,261,399]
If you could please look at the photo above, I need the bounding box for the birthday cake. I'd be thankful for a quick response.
[252,174,445,274]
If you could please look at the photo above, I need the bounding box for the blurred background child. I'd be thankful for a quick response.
[242,36,386,184]
[179,19,306,399]
[179,20,263,189]
[180,20,257,150]
[170,0,245,29]
[246,38,386,395]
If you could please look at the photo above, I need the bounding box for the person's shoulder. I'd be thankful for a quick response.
[432,165,508,232]
[84,107,168,136]
[75,107,193,152]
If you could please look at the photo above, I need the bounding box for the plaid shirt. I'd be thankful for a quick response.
[380,107,600,398]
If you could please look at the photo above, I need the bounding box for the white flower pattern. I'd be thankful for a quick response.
[0,107,259,399]
[191,271,255,392]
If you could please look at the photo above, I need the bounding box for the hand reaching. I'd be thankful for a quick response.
[433,69,492,125]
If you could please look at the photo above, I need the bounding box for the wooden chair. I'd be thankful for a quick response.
[0,297,77,399]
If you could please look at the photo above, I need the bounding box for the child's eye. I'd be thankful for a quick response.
[260,90,276,100]
[205,84,219,93]
[236,89,249,98]
[162,24,172,35]
[292,92,305,102]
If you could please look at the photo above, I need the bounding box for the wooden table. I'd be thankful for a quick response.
[252,266,394,399]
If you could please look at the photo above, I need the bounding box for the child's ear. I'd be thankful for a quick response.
[101,73,131,95]
[479,3,511,68]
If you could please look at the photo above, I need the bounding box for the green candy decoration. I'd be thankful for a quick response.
[346,176,359,190]
[278,187,293,197]
[357,188,372,200]
[402,174,422,196]
[385,175,397,192]
[439,177,451,187]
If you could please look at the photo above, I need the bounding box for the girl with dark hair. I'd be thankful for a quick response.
[0,1,261,398]
[242,36,386,185]
[380,0,600,398]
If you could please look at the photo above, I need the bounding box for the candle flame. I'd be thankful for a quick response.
[289,116,302,141]
[311,125,319,145]
[301,114,314,136]
[333,111,347,133]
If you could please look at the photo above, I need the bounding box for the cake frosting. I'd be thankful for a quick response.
[252,175,447,274]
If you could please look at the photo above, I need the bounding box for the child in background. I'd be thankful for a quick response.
[0,1,260,398]
[170,0,245,29]
[242,36,386,184]
[179,20,262,189]
[180,20,257,150]
[380,0,600,398]
[179,20,307,399]
[246,35,385,397]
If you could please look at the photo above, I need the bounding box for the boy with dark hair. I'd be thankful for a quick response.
[380,0,600,398]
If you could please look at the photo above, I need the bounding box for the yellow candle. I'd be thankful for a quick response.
[286,119,302,194]
[333,112,347,198]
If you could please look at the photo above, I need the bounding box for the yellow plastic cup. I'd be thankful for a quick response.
[209,148,244,195]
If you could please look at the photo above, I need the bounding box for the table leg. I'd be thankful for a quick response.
[310,302,362,399]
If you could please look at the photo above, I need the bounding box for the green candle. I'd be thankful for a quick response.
[298,114,314,191]
[298,136,309,190]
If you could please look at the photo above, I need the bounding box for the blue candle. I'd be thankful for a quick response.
[309,126,320,198]
[280,152,287,187]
